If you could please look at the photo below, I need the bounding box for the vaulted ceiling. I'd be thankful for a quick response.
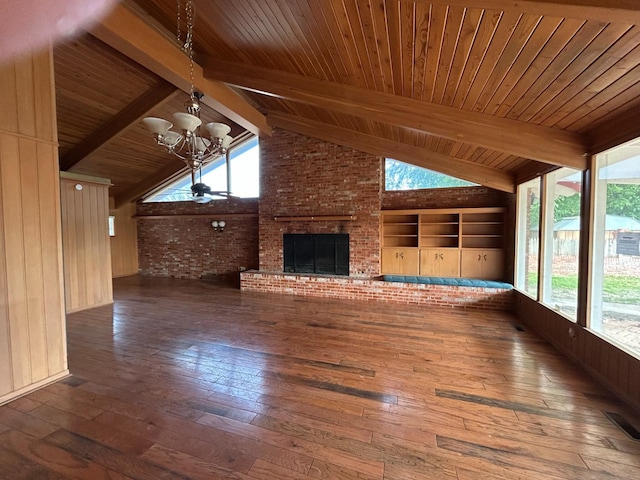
[53,0,640,205]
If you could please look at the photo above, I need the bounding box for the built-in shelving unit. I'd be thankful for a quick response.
[381,208,505,279]
[420,212,459,247]
[381,214,418,247]
[460,211,504,249]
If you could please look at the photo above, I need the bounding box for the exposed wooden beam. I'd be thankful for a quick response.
[586,107,640,155]
[422,0,640,25]
[60,81,178,171]
[268,112,515,194]
[114,161,187,208]
[89,3,271,137]
[513,161,560,185]
[204,60,587,170]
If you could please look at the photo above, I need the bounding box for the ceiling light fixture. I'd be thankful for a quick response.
[142,0,232,173]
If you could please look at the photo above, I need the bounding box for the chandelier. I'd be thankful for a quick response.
[142,0,232,172]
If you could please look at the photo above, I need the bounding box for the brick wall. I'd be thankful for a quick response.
[259,128,382,277]
[241,271,514,311]
[382,186,512,210]
[137,128,516,304]
[137,198,259,282]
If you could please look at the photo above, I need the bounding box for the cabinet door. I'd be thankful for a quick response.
[439,249,460,277]
[382,248,418,275]
[461,249,504,279]
[461,250,485,278]
[382,248,400,274]
[398,248,419,275]
[481,249,504,280]
[420,249,460,276]
[419,248,440,275]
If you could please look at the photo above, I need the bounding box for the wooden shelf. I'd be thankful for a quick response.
[273,215,357,221]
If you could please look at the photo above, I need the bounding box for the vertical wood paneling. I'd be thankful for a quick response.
[1,135,31,390]
[60,177,113,313]
[515,291,640,412]
[32,49,57,143]
[19,138,48,382]
[0,136,14,395]
[0,59,19,133]
[37,143,67,376]
[0,47,67,403]
[14,56,37,138]
[110,201,139,278]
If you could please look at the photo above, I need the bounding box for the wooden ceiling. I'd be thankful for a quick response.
[53,0,640,203]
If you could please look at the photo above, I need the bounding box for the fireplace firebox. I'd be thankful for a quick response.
[283,234,349,275]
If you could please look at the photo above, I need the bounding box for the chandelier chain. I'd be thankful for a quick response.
[142,0,232,193]
[176,0,181,48]
[184,0,195,98]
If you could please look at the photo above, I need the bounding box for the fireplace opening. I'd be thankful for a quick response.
[283,234,349,275]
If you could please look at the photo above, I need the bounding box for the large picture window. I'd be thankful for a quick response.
[385,158,477,190]
[591,141,640,356]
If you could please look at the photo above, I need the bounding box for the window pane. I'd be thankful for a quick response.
[385,158,477,190]
[591,141,640,357]
[229,137,259,198]
[515,178,541,297]
[541,168,582,320]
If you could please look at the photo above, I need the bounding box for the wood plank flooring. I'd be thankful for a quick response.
[1,275,640,479]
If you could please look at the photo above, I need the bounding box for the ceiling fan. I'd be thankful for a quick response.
[189,181,231,203]
[187,168,233,203]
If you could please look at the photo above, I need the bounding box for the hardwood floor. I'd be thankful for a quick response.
[1,275,640,479]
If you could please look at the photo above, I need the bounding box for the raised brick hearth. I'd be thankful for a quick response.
[241,271,514,311]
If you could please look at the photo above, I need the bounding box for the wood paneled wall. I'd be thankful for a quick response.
[109,199,139,278]
[515,291,640,412]
[60,174,113,313]
[0,48,69,404]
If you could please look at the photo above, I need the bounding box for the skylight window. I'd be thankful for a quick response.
[385,158,478,190]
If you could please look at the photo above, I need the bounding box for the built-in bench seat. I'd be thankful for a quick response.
[381,275,513,290]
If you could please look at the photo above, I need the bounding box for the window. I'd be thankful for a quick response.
[590,141,640,356]
[108,216,116,237]
[541,168,582,320]
[515,177,541,298]
[229,136,259,198]
[144,136,259,202]
[385,158,478,190]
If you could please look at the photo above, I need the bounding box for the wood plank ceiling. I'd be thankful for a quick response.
[53,0,640,202]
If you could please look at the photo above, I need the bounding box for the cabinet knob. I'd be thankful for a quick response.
[399,252,404,260]
[435,253,438,260]
[439,253,444,260]
[477,254,482,261]
[483,254,487,261]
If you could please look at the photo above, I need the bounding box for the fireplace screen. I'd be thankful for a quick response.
[283,234,349,275]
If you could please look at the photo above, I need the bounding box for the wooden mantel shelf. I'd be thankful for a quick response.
[273,215,357,222]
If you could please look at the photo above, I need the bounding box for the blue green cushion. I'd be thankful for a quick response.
[382,275,512,289]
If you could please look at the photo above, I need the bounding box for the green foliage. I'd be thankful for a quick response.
[606,184,640,220]
[385,159,476,190]
[554,193,581,222]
